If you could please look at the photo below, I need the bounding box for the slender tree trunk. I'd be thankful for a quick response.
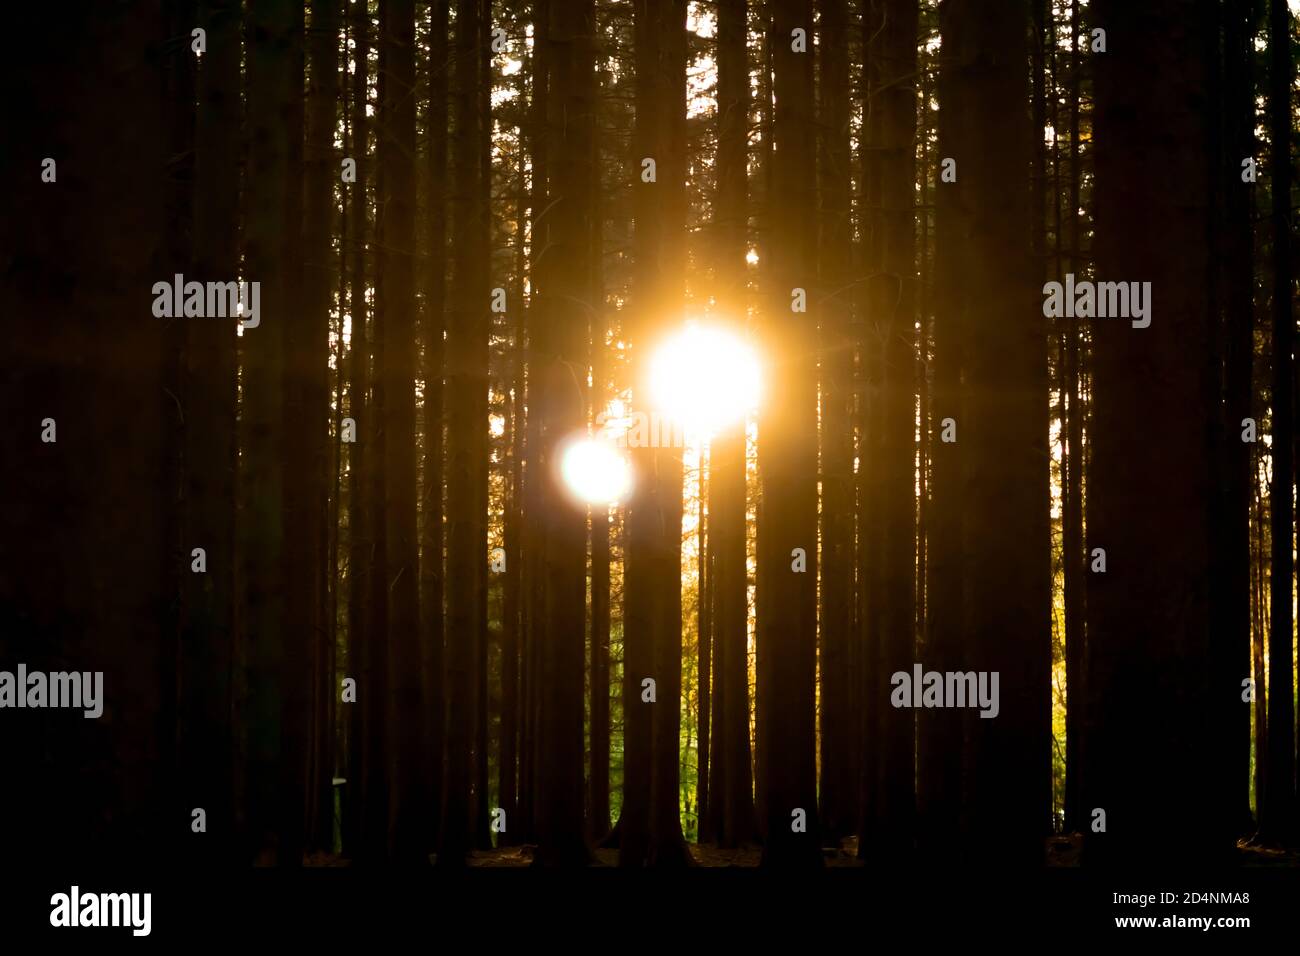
[375,0,425,863]
[363,0,392,863]
[440,0,488,865]
[500,11,527,844]
[706,0,756,851]
[1062,0,1087,837]
[242,0,300,865]
[758,0,821,867]
[421,0,450,857]
[916,0,966,860]
[300,0,340,858]
[862,0,919,859]
[183,0,240,863]
[474,0,495,852]
[855,0,883,849]
[1263,0,1297,845]
[533,0,596,866]
[816,0,856,845]
[518,0,551,845]
[622,0,692,867]
[1213,0,1258,839]
[344,0,371,858]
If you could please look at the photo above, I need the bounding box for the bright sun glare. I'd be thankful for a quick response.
[649,324,760,437]
[560,437,632,506]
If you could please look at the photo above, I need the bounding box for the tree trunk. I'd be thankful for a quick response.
[518,0,551,845]
[862,0,919,859]
[956,0,1050,866]
[1062,0,1087,837]
[916,0,966,860]
[533,0,596,866]
[706,0,757,851]
[622,0,692,867]
[422,0,450,857]
[183,0,240,863]
[300,0,340,858]
[440,0,489,865]
[375,0,425,863]
[1262,0,1297,846]
[1085,0,1218,865]
[344,0,371,859]
[1212,0,1258,840]
[816,0,856,845]
[243,0,302,865]
[758,0,821,867]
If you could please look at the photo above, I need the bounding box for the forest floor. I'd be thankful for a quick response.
[305,835,1300,866]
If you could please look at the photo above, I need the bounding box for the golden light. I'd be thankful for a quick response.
[648,324,760,437]
[559,436,633,506]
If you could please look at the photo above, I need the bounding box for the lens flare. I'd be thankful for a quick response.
[648,324,760,437]
[559,436,633,505]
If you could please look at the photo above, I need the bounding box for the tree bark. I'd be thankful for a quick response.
[758,0,822,867]
[1086,0,1219,865]
[816,0,856,845]
[440,0,489,866]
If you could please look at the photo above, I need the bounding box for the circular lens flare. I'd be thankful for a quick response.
[560,437,632,506]
[648,324,760,437]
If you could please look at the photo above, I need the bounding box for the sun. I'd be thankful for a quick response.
[648,324,760,438]
[559,436,633,506]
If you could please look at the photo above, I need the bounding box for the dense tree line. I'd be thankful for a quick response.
[2,0,1297,867]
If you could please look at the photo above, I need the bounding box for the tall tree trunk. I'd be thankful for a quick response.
[1263,0,1297,845]
[816,0,856,845]
[301,0,341,857]
[622,0,692,867]
[474,0,495,852]
[243,0,301,865]
[422,0,450,857]
[1085,0,1218,865]
[518,0,551,845]
[344,0,371,858]
[862,0,919,859]
[377,0,425,863]
[440,0,489,865]
[916,0,966,859]
[1213,0,1258,840]
[956,0,1050,866]
[758,0,821,867]
[707,0,756,851]
[1062,0,1087,837]
[534,0,596,866]
[363,0,392,863]
[855,0,882,849]
[183,0,240,863]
